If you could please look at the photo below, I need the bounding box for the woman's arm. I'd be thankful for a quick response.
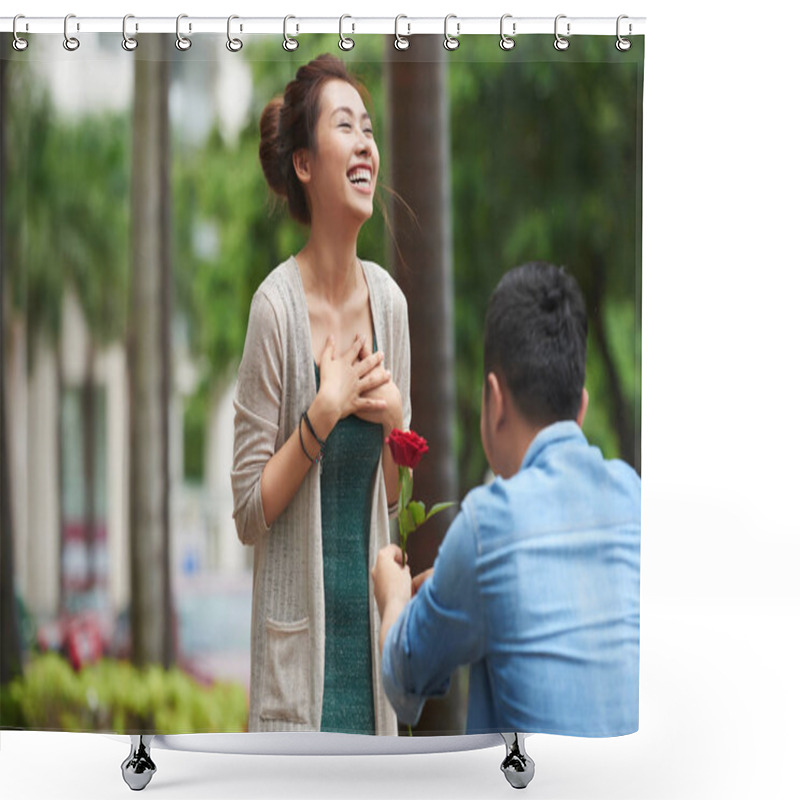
[379,392,404,509]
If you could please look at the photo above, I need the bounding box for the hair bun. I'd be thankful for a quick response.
[259,96,288,198]
[543,285,564,312]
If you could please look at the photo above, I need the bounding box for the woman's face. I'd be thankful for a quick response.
[302,79,379,225]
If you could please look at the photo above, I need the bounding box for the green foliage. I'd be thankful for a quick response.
[448,36,643,490]
[3,66,130,357]
[0,653,248,733]
[182,382,207,483]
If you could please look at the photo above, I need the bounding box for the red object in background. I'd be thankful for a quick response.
[37,612,109,670]
[63,616,105,670]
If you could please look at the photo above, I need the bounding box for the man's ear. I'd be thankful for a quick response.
[576,387,589,428]
[293,148,311,185]
[487,372,506,432]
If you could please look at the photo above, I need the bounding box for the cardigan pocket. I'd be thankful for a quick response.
[258,616,311,726]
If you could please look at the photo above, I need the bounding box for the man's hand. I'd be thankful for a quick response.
[411,567,434,596]
[372,544,412,653]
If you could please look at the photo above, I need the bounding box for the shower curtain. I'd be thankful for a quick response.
[0,26,644,737]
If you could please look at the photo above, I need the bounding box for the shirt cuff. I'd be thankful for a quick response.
[380,603,450,726]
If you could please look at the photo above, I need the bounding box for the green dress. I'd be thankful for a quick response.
[314,355,383,734]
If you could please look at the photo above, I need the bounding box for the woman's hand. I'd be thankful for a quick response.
[353,337,403,433]
[315,334,390,430]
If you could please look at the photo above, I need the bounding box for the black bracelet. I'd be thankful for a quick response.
[299,414,322,466]
[302,410,326,448]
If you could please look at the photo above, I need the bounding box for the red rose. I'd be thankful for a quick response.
[386,428,429,469]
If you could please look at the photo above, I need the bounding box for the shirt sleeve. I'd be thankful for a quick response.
[230,289,283,545]
[381,502,485,725]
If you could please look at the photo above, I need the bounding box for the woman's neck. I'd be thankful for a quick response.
[297,219,363,304]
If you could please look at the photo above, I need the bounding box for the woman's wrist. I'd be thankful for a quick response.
[382,396,404,437]
[308,392,338,441]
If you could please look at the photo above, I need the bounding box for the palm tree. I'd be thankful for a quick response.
[128,34,174,669]
[386,35,464,735]
[0,38,23,688]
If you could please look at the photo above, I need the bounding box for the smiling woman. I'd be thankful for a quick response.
[230,54,412,736]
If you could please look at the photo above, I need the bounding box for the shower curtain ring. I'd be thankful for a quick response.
[339,15,355,51]
[226,15,243,52]
[283,16,299,51]
[616,15,632,51]
[122,14,138,51]
[443,14,460,51]
[394,15,410,50]
[12,15,29,52]
[175,14,192,51]
[63,13,80,51]
[554,14,570,51]
[499,14,516,50]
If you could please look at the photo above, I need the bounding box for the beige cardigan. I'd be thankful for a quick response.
[231,256,411,735]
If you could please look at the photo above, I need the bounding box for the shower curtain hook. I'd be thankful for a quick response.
[283,15,299,51]
[226,15,243,52]
[122,14,138,51]
[12,14,29,52]
[394,15,410,50]
[175,13,192,51]
[616,15,632,51]
[63,13,80,51]
[554,14,570,51]
[339,15,355,51]
[443,14,460,51]
[499,14,516,50]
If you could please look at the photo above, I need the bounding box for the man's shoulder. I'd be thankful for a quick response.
[462,441,640,551]
[459,479,516,546]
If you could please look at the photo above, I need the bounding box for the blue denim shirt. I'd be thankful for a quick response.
[381,421,641,736]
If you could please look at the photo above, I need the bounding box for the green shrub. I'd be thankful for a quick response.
[0,653,248,733]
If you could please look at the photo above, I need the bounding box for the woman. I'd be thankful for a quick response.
[231,54,410,736]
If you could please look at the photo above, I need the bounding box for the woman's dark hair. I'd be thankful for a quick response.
[259,54,369,225]
[484,261,588,425]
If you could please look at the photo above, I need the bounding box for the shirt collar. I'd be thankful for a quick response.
[521,420,586,469]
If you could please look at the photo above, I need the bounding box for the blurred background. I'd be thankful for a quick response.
[0,32,641,734]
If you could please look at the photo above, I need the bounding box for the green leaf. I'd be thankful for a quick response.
[425,502,457,523]
[408,501,426,527]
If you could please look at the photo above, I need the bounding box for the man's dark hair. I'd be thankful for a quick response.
[484,261,587,426]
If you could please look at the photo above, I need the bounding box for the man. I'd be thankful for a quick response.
[373,261,640,735]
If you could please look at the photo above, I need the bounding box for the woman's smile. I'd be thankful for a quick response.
[347,163,374,194]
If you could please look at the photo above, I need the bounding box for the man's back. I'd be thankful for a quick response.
[466,420,640,734]
[381,420,640,735]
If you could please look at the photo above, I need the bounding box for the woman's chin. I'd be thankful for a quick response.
[351,202,375,226]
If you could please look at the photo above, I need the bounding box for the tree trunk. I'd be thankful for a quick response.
[385,36,464,735]
[0,37,23,687]
[81,342,97,592]
[129,34,173,669]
